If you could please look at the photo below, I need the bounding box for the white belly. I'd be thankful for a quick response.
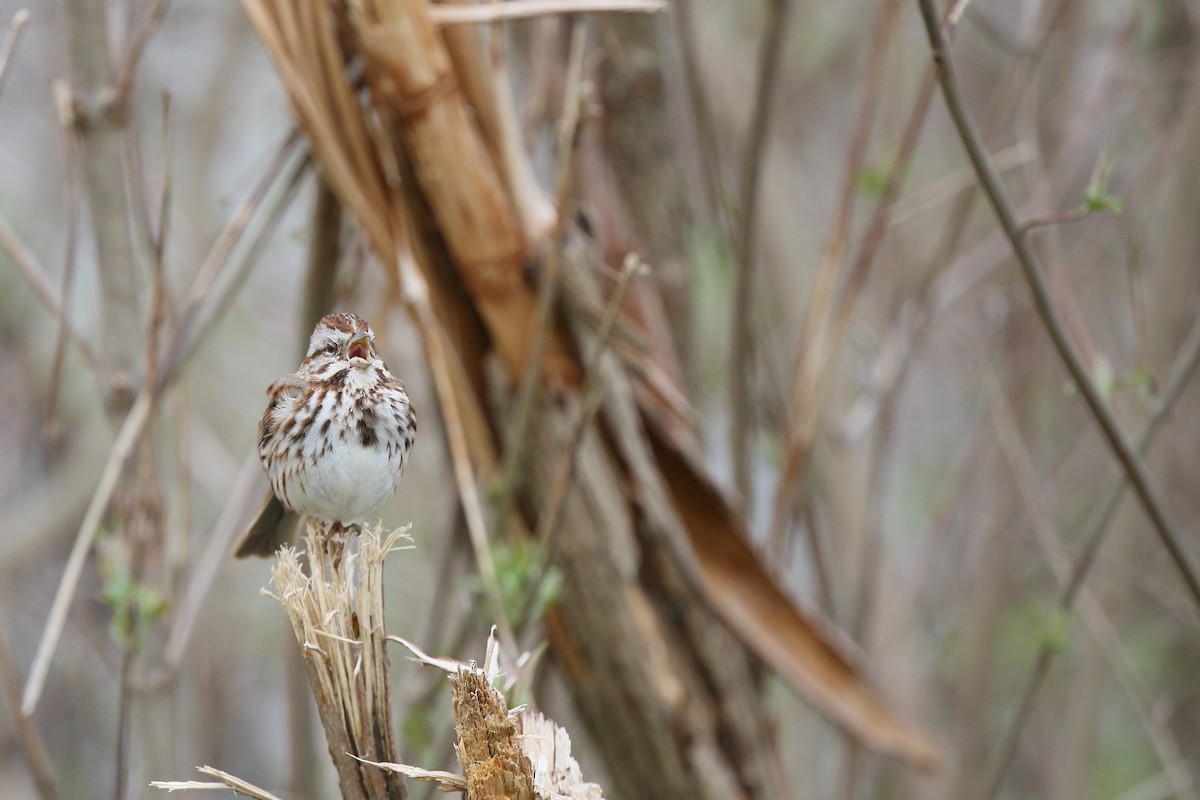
[261,364,414,525]
[288,438,403,523]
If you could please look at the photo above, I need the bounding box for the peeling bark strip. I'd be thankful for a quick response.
[452,669,537,800]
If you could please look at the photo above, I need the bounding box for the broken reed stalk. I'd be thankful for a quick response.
[450,667,536,800]
[268,522,410,800]
[372,633,605,800]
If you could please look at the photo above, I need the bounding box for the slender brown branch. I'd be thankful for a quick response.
[114,645,134,800]
[980,308,1200,797]
[0,615,58,800]
[157,137,308,391]
[22,390,155,715]
[673,0,732,240]
[145,91,172,393]
[105,0,170,115]
[768,0,900,552]
[45,103,86,441]
[397,248,520,655]
[0,209,102,372]
[916,0,1200,613]
[520,254,644,630]
[491,24,588,535]
[986,373,1200,800]
[0,9,30,97]
[430,0,664,25]
[62,0,142,407]
[729,0,794,510]
[1018,206,1086,232]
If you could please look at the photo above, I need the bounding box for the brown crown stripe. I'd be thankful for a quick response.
[319,313,369,333]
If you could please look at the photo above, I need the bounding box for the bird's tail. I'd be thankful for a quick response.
[234,492,303,558]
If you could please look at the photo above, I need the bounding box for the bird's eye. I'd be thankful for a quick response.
[325,342,337,354]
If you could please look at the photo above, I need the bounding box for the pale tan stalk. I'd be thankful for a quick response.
[350,0,577,384]
[269,524,410,799]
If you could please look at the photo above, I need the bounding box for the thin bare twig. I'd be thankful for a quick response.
[981,308,1200,796]
[0,9,30,98]
[114,645,134,800]
[21,390,154,715]
[430,0,664,25]
[1018,205,1091,232]
[105,0,170,115]
[729,0,794,510]
[0,615,58,800]
[916,0,1200,613]
[163,454,263,668]
[0,210,102,372]
[520,254,644,631]
[674,0,732,240]
[62,0,142,405]
[986,374,1200,800]
[397,249,520,656]
[152,765,285,800]
[768,0,900,552]
[45,92,86,440]
[491,24,588,536]
[145,91,172,390]
[157,136,308,390]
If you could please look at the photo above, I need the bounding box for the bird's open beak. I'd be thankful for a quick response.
[347,333,371,367]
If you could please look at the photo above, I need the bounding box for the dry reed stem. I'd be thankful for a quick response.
[152,765,285,799]
[430,0,663,25]
[432,0,557,243]
[239,2,396,256]
[349,0,577,385]
[378,634,605,799]
[268,522,411,800]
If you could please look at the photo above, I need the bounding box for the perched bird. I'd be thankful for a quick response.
[234,313,416,558]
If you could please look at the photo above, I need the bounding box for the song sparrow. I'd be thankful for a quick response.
[234,313,416,558]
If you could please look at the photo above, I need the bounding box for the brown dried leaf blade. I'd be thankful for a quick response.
[648,426,943,769]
